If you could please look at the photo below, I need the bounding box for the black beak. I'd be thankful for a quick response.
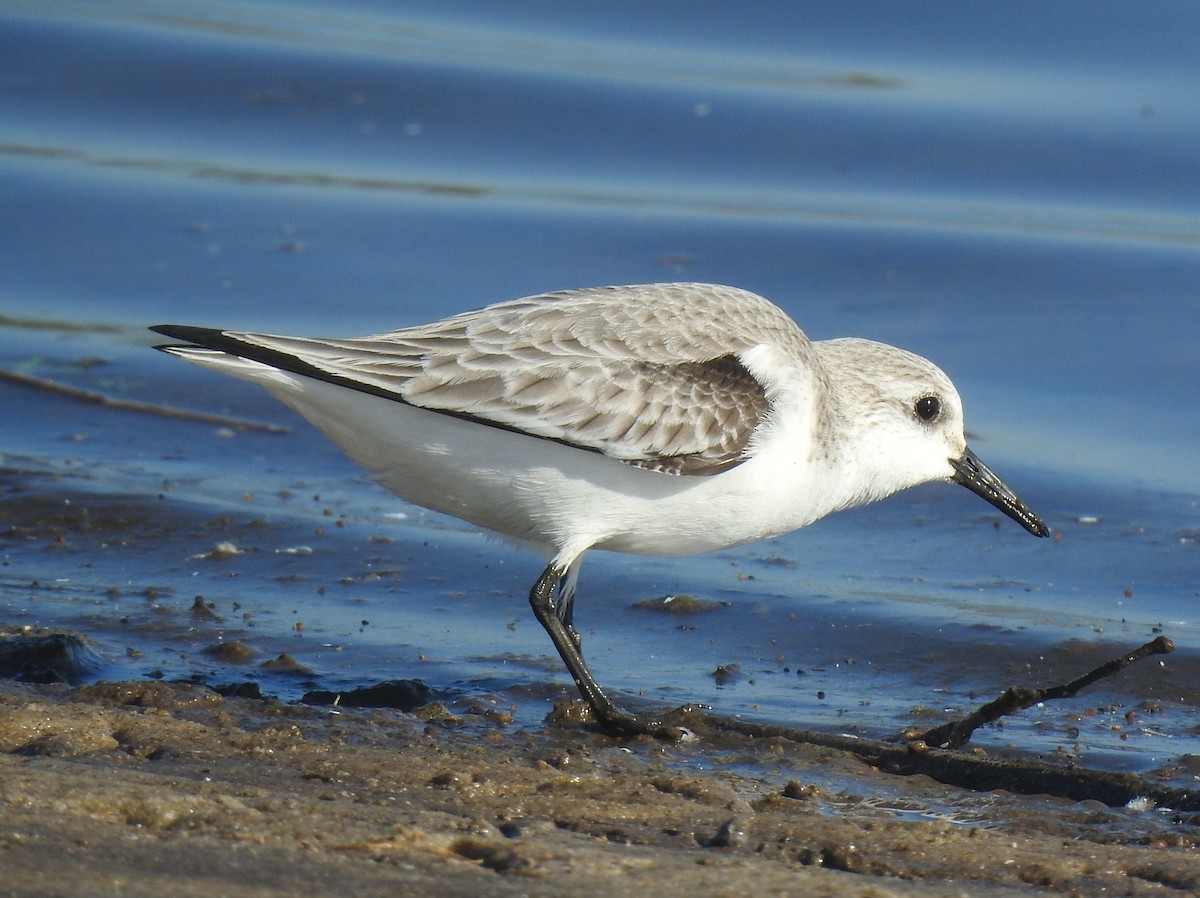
[950,447,1049,538]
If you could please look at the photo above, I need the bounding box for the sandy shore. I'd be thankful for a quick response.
[1,676,1196,897]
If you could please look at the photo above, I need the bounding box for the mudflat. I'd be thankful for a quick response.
[1,676,1196,898]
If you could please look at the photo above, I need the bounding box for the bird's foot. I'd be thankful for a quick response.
[549,699,702,742]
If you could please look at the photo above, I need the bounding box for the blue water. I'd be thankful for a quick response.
[2,1,1198,784]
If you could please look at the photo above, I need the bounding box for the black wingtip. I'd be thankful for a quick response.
[150,324,224,344]
[149,325,263,359]
[149,324,360,398]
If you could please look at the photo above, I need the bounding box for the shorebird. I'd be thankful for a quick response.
[153,283,1048,736]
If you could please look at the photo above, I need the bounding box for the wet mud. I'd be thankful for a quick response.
[0,676,1197,897]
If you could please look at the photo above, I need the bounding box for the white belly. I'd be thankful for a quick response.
[192,358,838,558]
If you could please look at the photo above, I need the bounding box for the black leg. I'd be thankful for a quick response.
[528,561,685,739]
[554,571,583,651]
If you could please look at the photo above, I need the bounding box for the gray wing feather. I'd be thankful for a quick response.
[220,284,812,474]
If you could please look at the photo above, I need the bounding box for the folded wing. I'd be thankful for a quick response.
[153,283,813,475]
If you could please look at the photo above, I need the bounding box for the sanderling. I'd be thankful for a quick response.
[153,283,1048,736]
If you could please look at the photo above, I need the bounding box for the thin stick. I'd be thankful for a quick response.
[906,636,1175,750]
[565,636,1195,809]
[0,368,289,434]
[683,709,1200,811]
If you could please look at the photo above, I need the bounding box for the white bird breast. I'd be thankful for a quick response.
[184,350,832,558]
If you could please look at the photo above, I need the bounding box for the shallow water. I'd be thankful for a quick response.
[2,1,1198,797]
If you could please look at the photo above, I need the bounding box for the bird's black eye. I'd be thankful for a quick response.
[914,395,941,422]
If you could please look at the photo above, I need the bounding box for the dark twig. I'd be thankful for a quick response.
[681,711,1200,811]
[904,636,1175,750]
[561,635,1197,810]
[0,368,289,434]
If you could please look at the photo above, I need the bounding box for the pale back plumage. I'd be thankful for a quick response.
[204,284,816,475]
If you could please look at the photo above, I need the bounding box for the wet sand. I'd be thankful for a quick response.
[1,675,1197,897]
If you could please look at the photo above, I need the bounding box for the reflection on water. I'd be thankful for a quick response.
[10,138,1200,246]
